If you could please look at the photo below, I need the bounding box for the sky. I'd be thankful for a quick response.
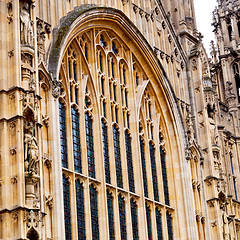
[194,0,218,55]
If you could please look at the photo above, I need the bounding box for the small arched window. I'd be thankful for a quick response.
[146,204,152,239]
[155,208,163,240]
[90,185,99,240]
[130,199,139,240]
[63,174,71,239]
[118,195,127,239]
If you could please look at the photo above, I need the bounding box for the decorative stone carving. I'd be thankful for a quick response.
[42,114,49,127]
[10,147,17,155]
[11,175,18,184]
[7,1,13,24]
[211,220,217,227]
[8,50,14,57]
[51,77,61,98]
[20,3,33,46]
[121,0,129,5]
[24,210,43,229]
[45,195,53,209]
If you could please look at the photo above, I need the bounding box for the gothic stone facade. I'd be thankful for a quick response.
[0,0,240,239]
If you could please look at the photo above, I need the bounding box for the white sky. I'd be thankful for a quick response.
[194,0,218,55]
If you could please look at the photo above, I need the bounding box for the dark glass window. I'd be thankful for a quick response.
[103,101,106,118]
[75,180,86,239]
[233,178,238,200]
[112,41,118,54]
[107,190,115,240]
[160,148,170,205]
[166,211,173,240]
[228,25,232,41]
[130,199,139,240]
[148,102,152,119]
[118,195,127,240]
[149,142,159,202]
[233,63,240,102]
[101,77,105,96]
[90,185,99,240]
[125,90,128,108]
[73,62,77,81]
[123,67,126,85]
[71,107,82,173]
[146,204,152,240]
[68,59,71,79]
[100,34,106,48]
[135,73,139,86]
[155,208,163,240]
[63,175,71,240]
[113,84,117,101]
[102,120,111,184]
[85,44,88,61]
[85,112,95,178]
[99,51,103,72]
[238,22,240,37]
[127,112,130,129]
[125,131,135,193]
[113,125,123,188]
[75,87,78,105]
[111,60,115,79]
[230,154,234,175]
[140,138,148,197]
[115,108,118,123]
[59,101,68,168]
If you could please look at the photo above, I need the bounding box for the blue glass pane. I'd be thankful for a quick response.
[85,112,95,178]
[71,107,82,173]
[160,148,170,205]
[107,190,115,240]
[155,208,163,240]
[90,185,99,240]
[125,131,135,193]
[113,126,123,188]
[167,211,173,240]
[59,101,68,168]
[102,121,111,184]
[76,180,86,239]
[146,204,152,240]
[63,175,71,240]
[149,142,159,202]
[140,139,148,197]
[130,199,139,240]
[118,195,127,240]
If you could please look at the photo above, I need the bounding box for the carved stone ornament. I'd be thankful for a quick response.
[24,210,43,229]
[45,195,53,209]
[20,3,33,45]
[52,79,61,98]
[121,0,129,5]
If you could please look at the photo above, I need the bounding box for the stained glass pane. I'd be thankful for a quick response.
[118,195,127,240]
[125,131,135,193]
[107,190,115,240]
[76,180,86,239]
[63,175,71,240]
[155,208,163,240]
[140,139,148,198]
[130,199,139,240]
[160,148,170,205]
[102,120,111,184]
[146,204,152,240]
[85,112,95,178]
[113,126,123,188]
[149,142,159,202]
[167,211,173,240]
[90,185,99,240]
[59,101,68,168]
[71,107,82,173]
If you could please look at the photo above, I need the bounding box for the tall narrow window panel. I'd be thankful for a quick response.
[75,180,86,239]
[140,138,148,197]
[85,112,95,178]
[102,120,111,184]
[71,107,82,173]
[90,185,100,240]
[130,199,139,240]
[160,148,170,205]
[167,211,173,240]
[125,131,135,193]
[149,142,159,202]
[63,175,71,240]
[155,208,163,240]
[146,204,152,240]
[118,195,127,240]
[113,126,123,188]
[107,190,115,240]
[59,101,68,168]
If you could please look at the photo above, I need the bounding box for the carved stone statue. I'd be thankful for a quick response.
[24,121,39,173]
[20,3,33,45]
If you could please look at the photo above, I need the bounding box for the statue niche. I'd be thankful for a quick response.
[20,2,33,46]
[24,109,39,174]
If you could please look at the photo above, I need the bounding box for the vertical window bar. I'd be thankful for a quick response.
[125,131,135,193]
[113,126,123,188]
[167,211,173,240]
[146,204,152,240]
[71,107,82,173]
[149,142,159,202]
[63,175,71,240]
[102,120,111,184]
[155,208,163,240]
[107,190,115,240]
[59,101,68,168]
[85,112,95,178]
[76,180,86,239]
[90,185,100,240]
[160,148,170,205]
[118,195,127,240]
[130,199,139,240]
[140,138,148,198]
